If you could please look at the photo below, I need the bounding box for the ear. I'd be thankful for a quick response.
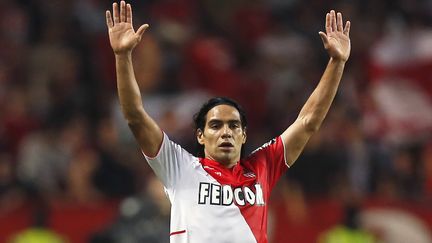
[242,128,247,144]
[197,129,205,145]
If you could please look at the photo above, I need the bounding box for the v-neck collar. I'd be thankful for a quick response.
[199,158,255,187]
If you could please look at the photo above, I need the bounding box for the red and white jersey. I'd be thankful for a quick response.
[144,133,288,243]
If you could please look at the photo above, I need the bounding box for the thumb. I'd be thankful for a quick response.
[318,31,329,48]
[136,24,149,39]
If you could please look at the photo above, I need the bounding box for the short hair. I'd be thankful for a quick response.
[193,97,247,158]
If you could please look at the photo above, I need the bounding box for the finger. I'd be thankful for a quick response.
[136,24,149,38]
[113,2,119,24]
[337,12,343,32]
[120,1,126,22]
[325,13,331,33]
[330,10,337,32]
[344,21,351,37]
[319,31,329,48]
[106,11,113,28]
[127,3,132,24]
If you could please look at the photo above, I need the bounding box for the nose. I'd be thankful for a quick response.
[221,124,232,138]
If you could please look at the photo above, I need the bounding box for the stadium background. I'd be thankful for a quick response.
[0,0,432,242]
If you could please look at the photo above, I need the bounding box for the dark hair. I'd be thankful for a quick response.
[193,97,247,158]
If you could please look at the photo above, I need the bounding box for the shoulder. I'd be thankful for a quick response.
[249,137,281,158]
[243,136,286,167]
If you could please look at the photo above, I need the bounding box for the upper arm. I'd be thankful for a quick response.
[126,107,163,157]
[280,118,315,167]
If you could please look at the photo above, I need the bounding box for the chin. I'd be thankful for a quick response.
[215,154,236,163]
[215,156,230,163]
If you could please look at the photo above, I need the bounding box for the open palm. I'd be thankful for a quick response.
[319,10,351,62]
[106,1,148,55]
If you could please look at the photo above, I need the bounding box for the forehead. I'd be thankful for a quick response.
[206,104,241,122]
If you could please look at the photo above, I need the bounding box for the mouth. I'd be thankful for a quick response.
[218,142,234,149]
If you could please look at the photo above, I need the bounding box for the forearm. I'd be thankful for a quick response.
[115,53,146,122]
[115,52,162,156]
[298,58,346,132]
[107,2,161,155]
[280,10,350,166]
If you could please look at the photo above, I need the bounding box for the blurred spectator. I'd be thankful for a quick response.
[16,116,89,199]
[269,179,311,243]
[0,0,432,241]
[7,207,68,243]
[2,86,39,156]
[342,116,372,197]
[90,175,170,243]
[0,152,26,214]
[287,119,348,196]
[318,203,376,243]
[66,147,102,203]
[421,139,432,199]
[92,116,136,198]
[391,147,423,199]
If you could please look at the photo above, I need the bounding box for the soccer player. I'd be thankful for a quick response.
[106,1,351,243]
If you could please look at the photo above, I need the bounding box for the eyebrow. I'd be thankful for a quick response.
[207,119,241,124]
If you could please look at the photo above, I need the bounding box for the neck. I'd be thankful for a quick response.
[205,155,238,168]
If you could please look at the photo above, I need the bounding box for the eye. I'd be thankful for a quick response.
[230,123,240,129]
[209,122,221,129]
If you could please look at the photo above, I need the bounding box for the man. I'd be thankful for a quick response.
[106,1,351,243]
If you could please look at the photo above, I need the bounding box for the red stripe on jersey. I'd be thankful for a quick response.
[199,136,288,243]
[170,230,186,236]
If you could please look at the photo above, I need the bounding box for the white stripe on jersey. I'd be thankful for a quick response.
[144,133,257,243]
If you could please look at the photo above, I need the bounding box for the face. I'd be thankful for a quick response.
[197,104,246,167]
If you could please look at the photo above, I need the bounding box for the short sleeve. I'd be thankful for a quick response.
[143,133,197,189]
[248,136,288,189]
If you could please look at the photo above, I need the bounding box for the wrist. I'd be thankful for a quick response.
[115,51,133,59]
[329,57,347,65]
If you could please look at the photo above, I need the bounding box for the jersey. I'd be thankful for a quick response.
[143,133,289,243]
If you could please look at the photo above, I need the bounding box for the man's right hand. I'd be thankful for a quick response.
[106,1,149,55]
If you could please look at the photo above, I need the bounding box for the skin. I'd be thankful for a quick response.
[281,10,351,167]
[106,2,351,168]
[106,1,162,157]
[197,105,246,168]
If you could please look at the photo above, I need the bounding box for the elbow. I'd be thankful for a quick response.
[301,116,322,133]
[122,106,146,124]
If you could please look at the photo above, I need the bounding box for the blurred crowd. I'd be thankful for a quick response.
[1,0,432,242]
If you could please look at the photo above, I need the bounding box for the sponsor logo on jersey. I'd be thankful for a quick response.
[251,138,276,155]
[243,172,256,178]
[198,183,265,206]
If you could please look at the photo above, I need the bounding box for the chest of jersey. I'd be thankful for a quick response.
[144,134,287,243]
[167,159,266,243]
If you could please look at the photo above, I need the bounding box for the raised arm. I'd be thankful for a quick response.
[106,1,162,156]
[281,10,351,167]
